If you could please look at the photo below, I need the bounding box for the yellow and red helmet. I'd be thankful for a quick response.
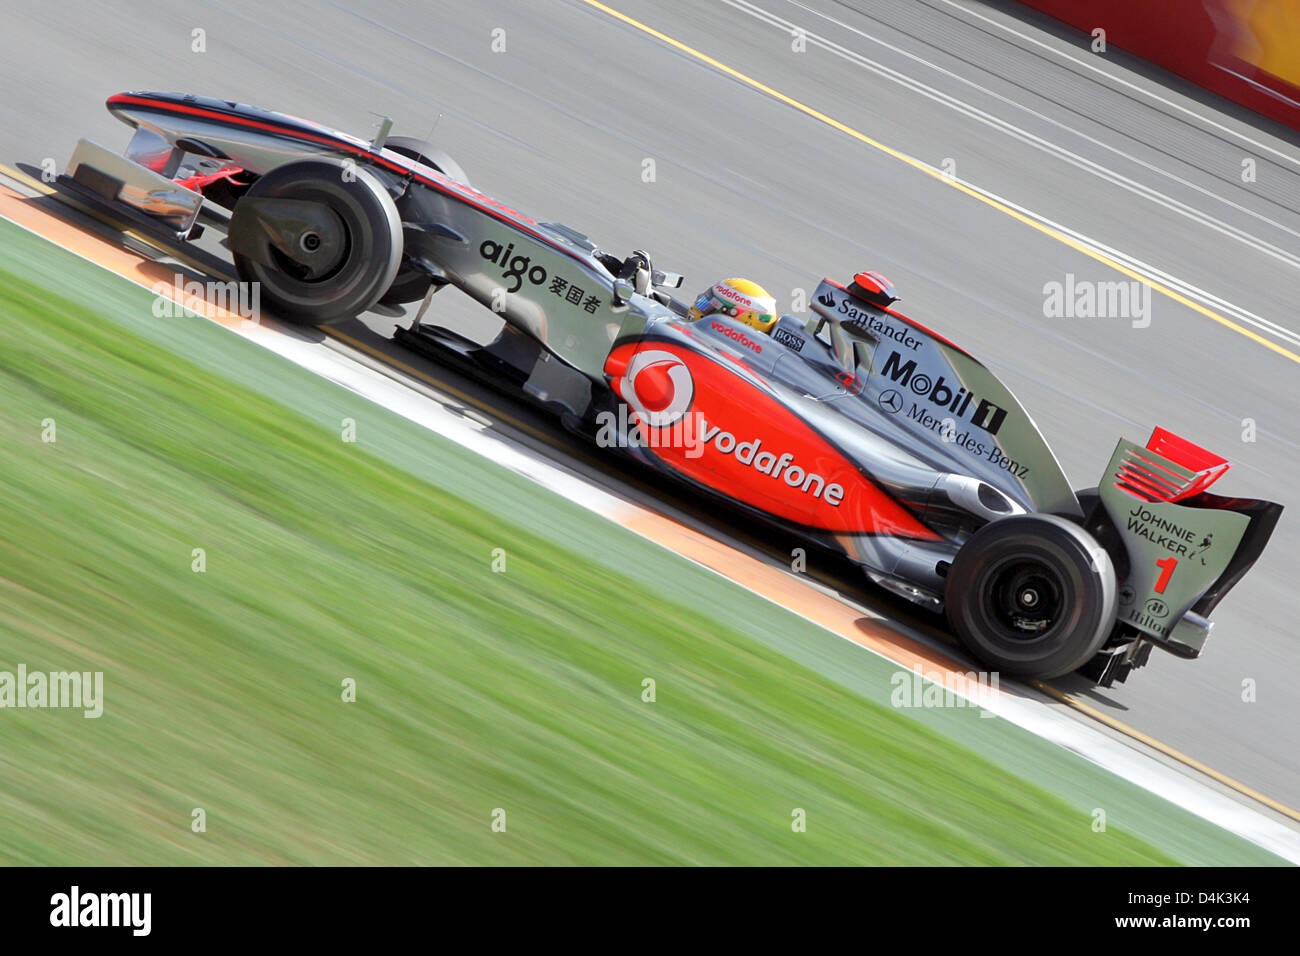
[687,277,778,333]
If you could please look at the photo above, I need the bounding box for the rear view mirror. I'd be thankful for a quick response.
[612,275,636,307]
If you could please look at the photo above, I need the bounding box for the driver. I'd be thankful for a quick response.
[687,278,778,334]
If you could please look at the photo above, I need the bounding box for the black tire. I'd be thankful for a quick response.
[945,514,1117,680]
[229,157,401,325]
[1074,486,1100,519]
[377,271,435,309]
[377,136,471,307]
[385,135,472,188]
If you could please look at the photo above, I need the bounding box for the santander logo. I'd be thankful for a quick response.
[621,349,695,427]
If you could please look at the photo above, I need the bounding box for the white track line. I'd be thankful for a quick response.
[723,0,1300,272]
[932,0,1300,171]
[708,0,1300,352]
[241,308,1300,865]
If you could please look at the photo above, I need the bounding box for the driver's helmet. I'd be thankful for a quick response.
[687,278,778,334]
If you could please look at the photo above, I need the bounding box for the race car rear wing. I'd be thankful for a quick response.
[1093,429,1282,658]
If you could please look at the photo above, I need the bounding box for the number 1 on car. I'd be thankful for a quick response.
[1154,556,1178,594]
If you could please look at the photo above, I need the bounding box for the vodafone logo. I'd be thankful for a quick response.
[716,284,754,308]
[710,321,762,353]
[621,350,695,427]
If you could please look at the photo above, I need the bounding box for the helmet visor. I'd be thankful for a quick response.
[690,291,724,320]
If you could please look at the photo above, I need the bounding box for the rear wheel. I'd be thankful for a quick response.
[945,514,1117,679]
[1074,486,1100,519]
[229,157,402,325]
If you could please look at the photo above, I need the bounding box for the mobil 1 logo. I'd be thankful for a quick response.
[879,350,1007,435]
[877,350,1030,479]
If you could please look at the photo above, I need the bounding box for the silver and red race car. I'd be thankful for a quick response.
[60,91,1282,685]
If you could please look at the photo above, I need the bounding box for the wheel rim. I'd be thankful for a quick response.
[983,557,1065,642]
[255,201,351,283]
[229,158,402,325]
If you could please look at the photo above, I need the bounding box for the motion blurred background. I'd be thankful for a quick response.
[0,0,1297,864]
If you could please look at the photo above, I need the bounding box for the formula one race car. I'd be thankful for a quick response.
[62,91,1282,685]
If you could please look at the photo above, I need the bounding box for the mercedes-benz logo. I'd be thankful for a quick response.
[878,389,903,414]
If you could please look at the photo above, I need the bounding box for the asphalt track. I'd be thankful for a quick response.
[2,0,1299,816]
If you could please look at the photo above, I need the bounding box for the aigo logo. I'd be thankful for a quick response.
[479,239,548,293]
[619,350,695,427]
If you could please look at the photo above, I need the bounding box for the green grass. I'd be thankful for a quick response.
[0,264,1180,865]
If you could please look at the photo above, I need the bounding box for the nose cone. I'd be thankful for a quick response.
[106,91,194,129]
[106,91,151,128]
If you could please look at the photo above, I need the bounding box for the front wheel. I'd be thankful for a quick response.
[229,157,402,325]
[945,514,1117,680]
[379,136,472,306]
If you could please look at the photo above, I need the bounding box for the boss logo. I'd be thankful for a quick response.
[480,239,548,293]
[772,326,804,352]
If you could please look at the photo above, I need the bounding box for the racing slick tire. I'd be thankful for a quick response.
[229,157,402,325]
[945,513,1118,680]
[385,135,472,188]
[379,136,472,307]
[1073,486,1100,518]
